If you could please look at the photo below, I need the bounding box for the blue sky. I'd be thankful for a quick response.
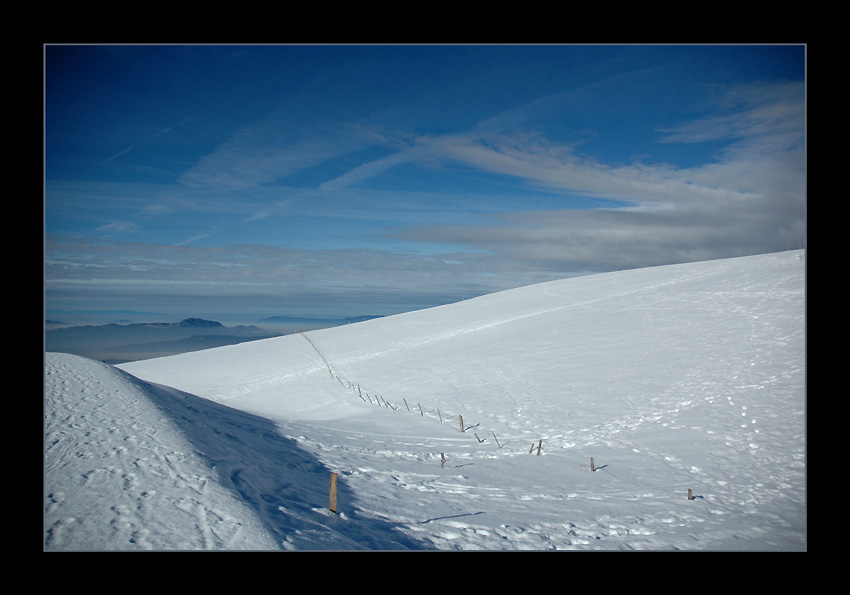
[45,44,806,323]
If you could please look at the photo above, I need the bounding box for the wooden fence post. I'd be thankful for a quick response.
[404,398,410,411]
[329,472,338,513]
[438,408,443,423]
[536,439,542,455]
[441,453,446,468]
[459,414,464,432]
[418,402,424,416]
[492,431,502,448]
[591,457,595,472]
[688,489,693,500]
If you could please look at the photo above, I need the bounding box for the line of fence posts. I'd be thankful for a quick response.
[329,369,707,504]
[333,379,707,506]
[313,334,690,508]
[343,375,542,458]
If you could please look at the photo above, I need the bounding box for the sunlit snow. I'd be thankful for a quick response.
[44,251,806,550]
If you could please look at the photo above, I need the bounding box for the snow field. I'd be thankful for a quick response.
[46,250,806,550]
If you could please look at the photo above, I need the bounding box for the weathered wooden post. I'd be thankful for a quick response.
[438,408,443,423]
[404,398,410,411]
[688,489,693,500]
[536,439,542,455]
[459,414,464,432]
[492,431,502,448]
[441,453,446,468]
[418,402,424,416]
[329,472,338,513]
[591,457,595,472]
[474,433,483,443]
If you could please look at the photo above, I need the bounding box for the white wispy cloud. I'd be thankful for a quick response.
[137,76,804,275]
[95,221,140,235]
[377,80,806,271]
[296,78,803,219]
[99,146,134,165]
[45,236,558,317]
[49,66,805,311]
[658,81,804,154]
[176,227,225,246]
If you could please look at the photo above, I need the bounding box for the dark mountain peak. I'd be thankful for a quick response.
[178,318,223,328]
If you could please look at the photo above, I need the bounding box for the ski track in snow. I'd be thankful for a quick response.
[46,251,806,550]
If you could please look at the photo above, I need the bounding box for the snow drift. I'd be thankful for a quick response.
[44,251,806,550]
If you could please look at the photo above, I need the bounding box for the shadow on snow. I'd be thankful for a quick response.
[129,373,434,550]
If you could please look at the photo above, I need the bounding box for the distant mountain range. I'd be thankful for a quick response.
[45,318,280,364]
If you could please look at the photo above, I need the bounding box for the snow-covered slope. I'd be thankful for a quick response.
[45,251,806,550]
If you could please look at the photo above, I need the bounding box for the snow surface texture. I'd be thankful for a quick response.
[45,251,806,550]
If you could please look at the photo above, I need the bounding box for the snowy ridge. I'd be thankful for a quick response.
[45,251,806,550]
